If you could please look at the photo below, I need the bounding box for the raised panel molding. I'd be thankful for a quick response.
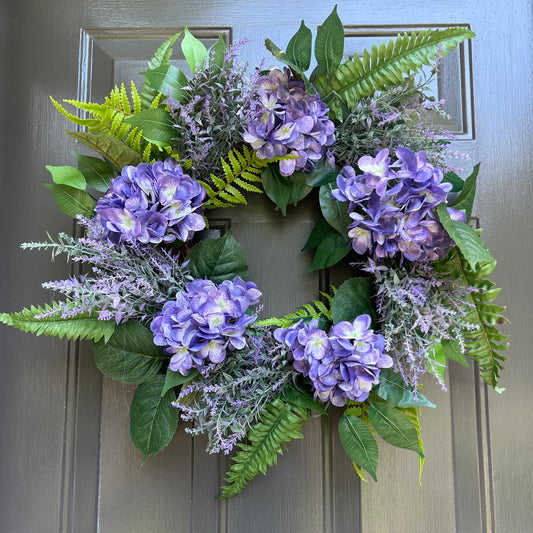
[342,24,475,140]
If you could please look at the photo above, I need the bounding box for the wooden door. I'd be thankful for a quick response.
[1,1,531,532]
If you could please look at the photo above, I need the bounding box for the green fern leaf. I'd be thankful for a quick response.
[434,249,509,386]
[316,27,475,119]
[219,399,306,500]
[140,33,181,108]
[202,147,266,210]
[1,302,115,343]
[131,81,142,114]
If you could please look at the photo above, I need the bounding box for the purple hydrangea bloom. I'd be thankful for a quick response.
[332,148,466,262]
[243,68,335,176]
[275,316,392,406]
[94,158,206,245]
[151,277,262,375]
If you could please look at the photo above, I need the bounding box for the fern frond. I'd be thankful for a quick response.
[257,297,332,328]
[219,399,307,500]
[1,302,115,343]
[315,27,475,119]
[131,81,142,114]
[434,249,509,387]
[202,147,269,209]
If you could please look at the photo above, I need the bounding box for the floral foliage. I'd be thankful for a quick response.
[1,8,507,500]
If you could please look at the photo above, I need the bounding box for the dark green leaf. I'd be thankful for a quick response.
[368,402,423,456]
[130,375,178,460]
[286,21,313,72]
[210,34,227,69]
[443,170,465,193]
[182,28,208,74]
[288,171,313,205]
[123,108,174,148]
[303,217,335,251]
[283,383,328,414]
[140,64,189,103]
[261,164,292,215]
[441,339,469,367]
[66,131,141,169]
[304,163,338,187]
[331,277,376,326]
[314,5,345,75]
[46,165,86,190]
[44,183,95,218]
[93,320,166,384]
[161,368,198,397]
[307,231,351,272]
[436,204,494,269]
[319,182,351,237]
[264,39,304,75]
[74,153,114,192]
[338,414,378,481]
[187,230,248,283]
[374,368,435,408]
[449,163,480,221]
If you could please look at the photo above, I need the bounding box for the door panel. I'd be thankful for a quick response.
[1,1,531,532]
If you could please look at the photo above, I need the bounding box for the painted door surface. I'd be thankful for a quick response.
[1,1,531,532]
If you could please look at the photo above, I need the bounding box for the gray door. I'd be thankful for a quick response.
[1,1,531,532]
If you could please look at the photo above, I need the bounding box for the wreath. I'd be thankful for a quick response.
[1,7,509,499]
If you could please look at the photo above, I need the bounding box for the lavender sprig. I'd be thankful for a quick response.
[364,260,478,390]
[174,327,297,454]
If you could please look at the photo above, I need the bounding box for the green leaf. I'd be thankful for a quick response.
[130,374,179,461]
[44,183,95,218]
[429,342,446,382]
[443,170,465,193]
[436,204,494,269]
[316,27,475,119]
[187,230,248,283]
[261,164,292,215]
[368,402,423,456]
[93,320,166,384]
[46,165,86,190]
[433,250,509,387]
[338,414,378,482]
[161,368,198,397]
[307,230,351,272]
[319,182,351,237]
[288,171,313,205]
[182,28,208,74]
[441,339,469,367]
[331,277,376,326]
[210,34,227,70]
[286,21,313,72]
[141,33,181,108]
[140,64,189,103]
[74,153,114,192]
[283,382,328,415]
[449,163,480,221]
[304,163,338,187]
[1,302,114,343]
[303,217,335,251]
[220,399,307,499]
[123,108,174,148]
[314,5,345,75]
[374,368,435,408]
[66,131,141,169]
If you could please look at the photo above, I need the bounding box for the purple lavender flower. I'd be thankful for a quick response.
[332,148,466,262]
[94,158,206,245]
[151,277,262,375]
[274,316,392,406]
[243,67,335,176]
